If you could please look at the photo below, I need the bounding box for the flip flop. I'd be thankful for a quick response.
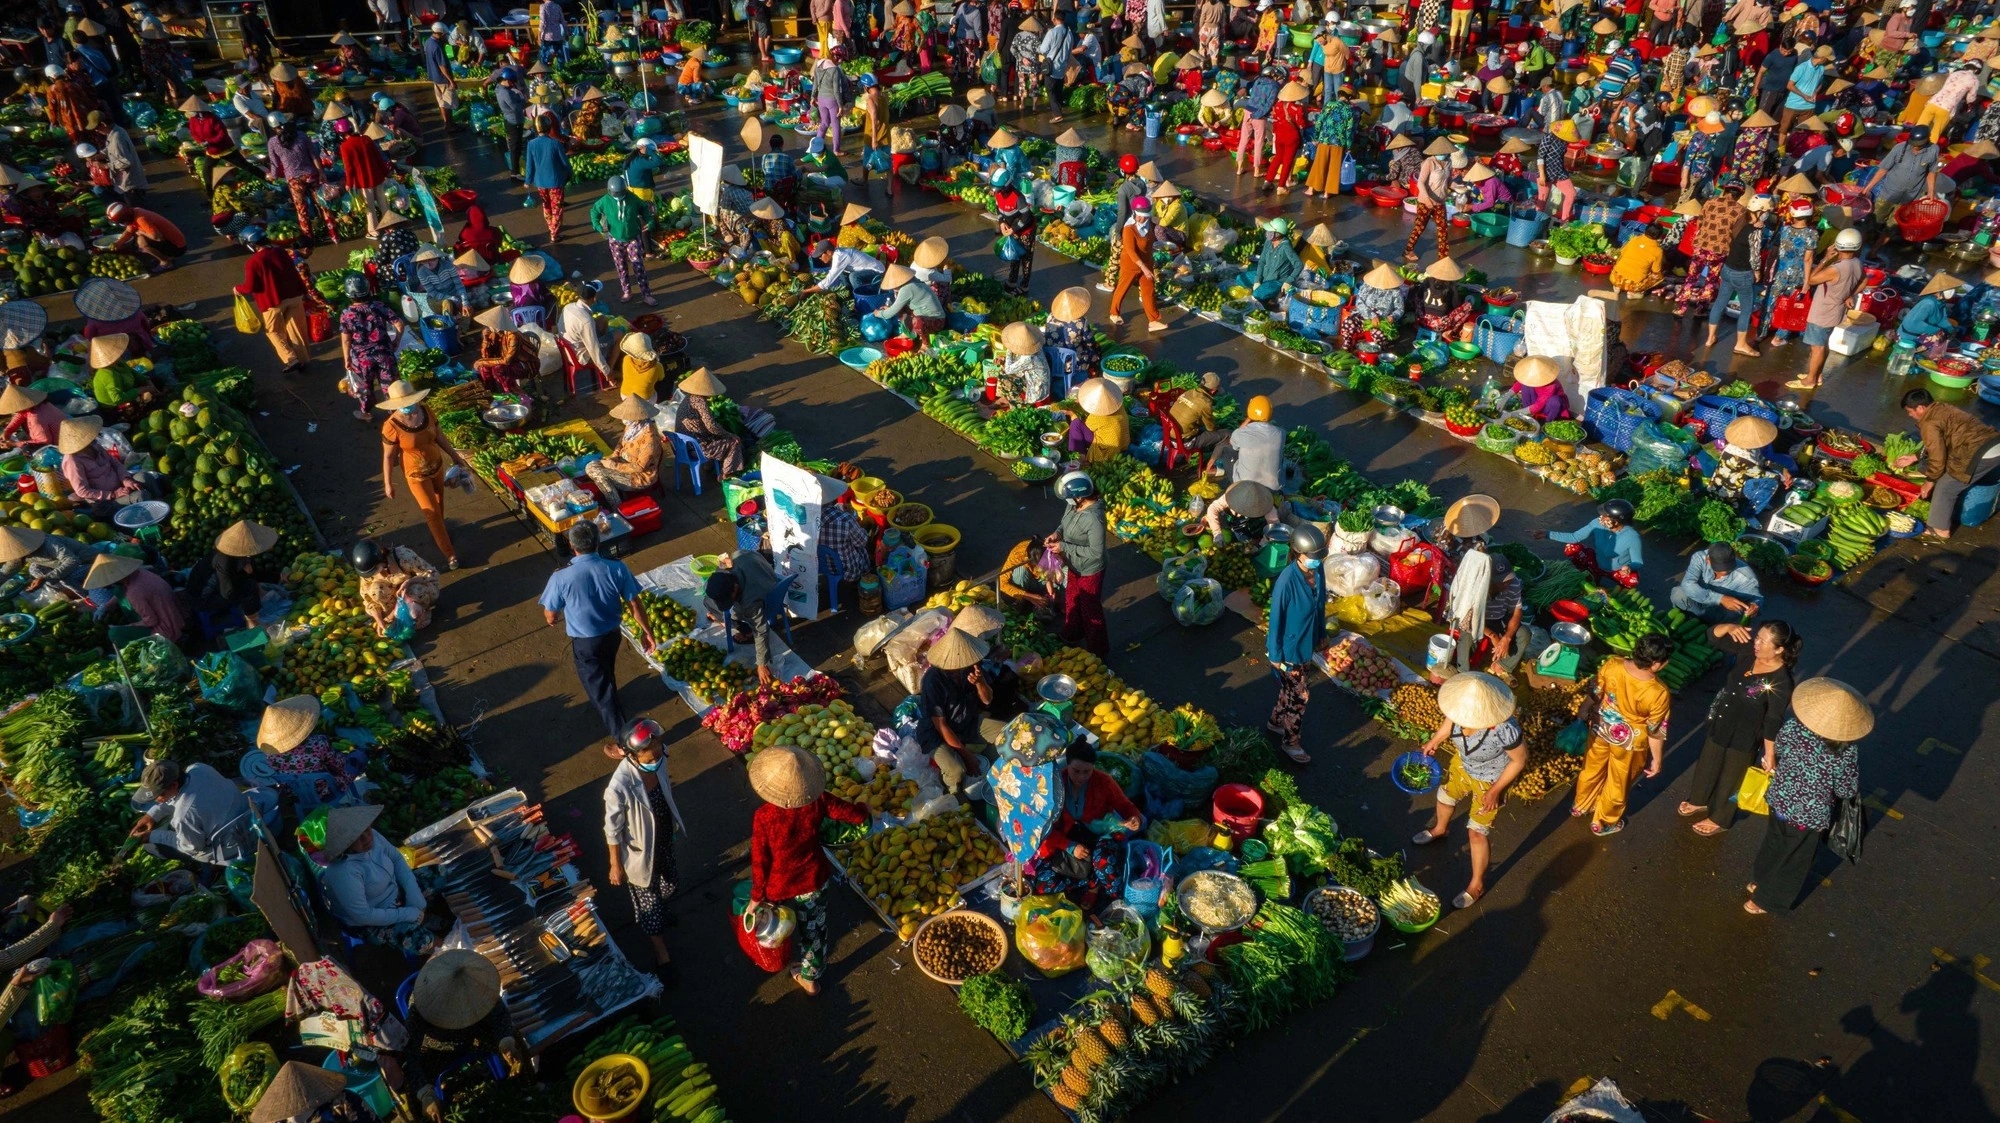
[1743,900,1767,915]
[1280,745,1312,764]
[1691,820,1723,836]
[1412,828,1443,845]
[1784,377,1819,391]
[1452,890,1482,909]
[1677,802,1705,817]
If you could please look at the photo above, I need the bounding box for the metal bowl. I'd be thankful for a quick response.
[1013,455,1058,482]
[1550,621,1592,647]
[1371,504,1405,529]
[482,401,531,430]
[1176,870,1257,932]
[113,500,170,530]
[1036,673,1077,704]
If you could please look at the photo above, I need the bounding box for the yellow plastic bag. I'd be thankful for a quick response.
[1014,894,1086,976]
[1735,767,1771,817]
[1146,818,1214,857]
[233,291,260,335]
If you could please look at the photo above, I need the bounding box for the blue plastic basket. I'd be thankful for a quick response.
[1584,386,1659,451]
[1475,313,1524,364]
[1506,208,1549,248]
[1683,393,1779,439]
[1391,751,1442,795]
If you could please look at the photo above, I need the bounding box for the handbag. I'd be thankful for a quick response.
[307,304,334,343]
[232,291,261,334]
[1826,794,1866,863]
[1733,766,1770,816]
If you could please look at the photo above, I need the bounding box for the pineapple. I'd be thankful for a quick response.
[1166,987,1208,1022]
[1128,993,1161,1026]
[1059,1064,1092,1097]
[1070,1025,1111,1067]
[1181,970,1213,1000]
[1095,1015,1129,1050]
[1052,1082,1085,1110]
[1144,966,1177,999]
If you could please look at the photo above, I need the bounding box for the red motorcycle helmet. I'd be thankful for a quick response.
[1118,153,1139,175]
[621,717,667,756]
[1833,109,1857,137]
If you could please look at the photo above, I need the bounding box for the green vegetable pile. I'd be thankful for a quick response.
[921,391,989,440]
[981,406,1054,458]
[958,972,1034,1042]
[1320,836,1407,896]
[80,981,230,1123]
[1544,419,1587,443]
[1697,498,1746,543]
[1215,901,1349,1032]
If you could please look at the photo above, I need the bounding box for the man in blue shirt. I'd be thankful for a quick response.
[1670,542,1763,623]
[492,68,528,176]
[541,522,654,744]
[423,22,458,130]
[1537,499,1645,587]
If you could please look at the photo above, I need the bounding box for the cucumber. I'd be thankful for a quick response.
[671,1086,719,1118]
[692,1107,729,1123]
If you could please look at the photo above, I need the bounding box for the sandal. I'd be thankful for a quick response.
[1691,820,1723,836]
[1743,900,1767,915]
[1784,377,1820,391]
[1589,819,1624,837]
[1280,745,1311,764]
[1452,890,1482,909]
[1412,828,1444,845]
[1569,805,1591,818]
[1108,315,1125,325]
[1677,802,1705,817]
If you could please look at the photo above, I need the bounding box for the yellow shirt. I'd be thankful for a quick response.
[1591,659,1672,751]
[1084,412,1131,464]
[621,355,664,400]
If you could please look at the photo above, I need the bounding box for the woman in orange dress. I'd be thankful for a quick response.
[377,379,461,568]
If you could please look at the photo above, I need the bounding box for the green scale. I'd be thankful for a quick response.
[1536,622,1592,681]
[1035,673,1078,724]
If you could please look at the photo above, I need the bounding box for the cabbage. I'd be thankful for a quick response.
[1262,804,1340,876]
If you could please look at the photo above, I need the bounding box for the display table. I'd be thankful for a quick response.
[469,419,645,557]
[622,556,819,713]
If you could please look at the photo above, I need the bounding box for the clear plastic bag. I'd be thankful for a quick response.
[122,634,192,691]
[1157,553,1207,599]
[1626,420,1697,478]
[195,652,262,714]
[1171,578,1225,627]
[1085,901,1152,982]
[1325,553,1382,598]
[195,938,286,1002]
[1360,578,1402,621]
[1014,894,1087,975]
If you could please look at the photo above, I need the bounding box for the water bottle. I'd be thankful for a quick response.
[1887,339,1919,377]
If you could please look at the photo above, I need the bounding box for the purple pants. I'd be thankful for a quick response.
[608,237,649,299]
[816,98,842,153]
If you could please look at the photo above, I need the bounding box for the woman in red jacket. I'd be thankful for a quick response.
[1265,80,1310,194]
[748,746,866,996]
[338,124,394,239]
[1023,741,1142,908]
[238,230,311,371]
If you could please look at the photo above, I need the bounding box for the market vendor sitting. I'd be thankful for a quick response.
[315,803,437,955]
[1052,127,1087,186]
[1457,163,1512,213]
[254,694,356,811]
[1705,415,1789,513]
[918,627,1005,797]
[1898,271,1963,355]
[0,384,63,448]
[399,951,522,1118]
[1671,541,1763,624]
[353,538,439,639]
[675,366,747,477]
[1249,218,1302,304]
[1415,256,1477,341]
[1197,89,1232,131]
[1203,479,1281,543]
[88,333,158,415]
[813,239,886,293]
[987,127,1025,187]
[1510,356,1573,423]
[999,538,1060,614]
[0,177,82,236]
[999,322,1051,407]
[587,395,664,502]
[1340,261,1408,349]
[409,247,468,317]
[506,255,553,328]
[1298,224,1337,287]
[129,759,254,874]
[1150,180,1190,255]
[83,553,184,645]
[1023,741,1142,907]
[0,527,90,596]
[1537,498,1644,588]
[472,306,534,396]
[1165,372,1230,467]
[59,416,152,515]
[873,264,948,345]
[1075,377,1130,464]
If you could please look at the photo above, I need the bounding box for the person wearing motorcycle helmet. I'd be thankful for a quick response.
[1046,472,1110,654]
[590,173,656,306]
[1264,523,1329,763]
[1238,60,1282,177]
[351,536,441,637]
[1537,498,1644,587]
[1114,152,1148,228]
[602,715,686,977]
[1225,394,1283,491]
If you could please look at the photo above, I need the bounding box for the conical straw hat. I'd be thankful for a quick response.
[748,744,825,807]
[258,695,323,753]
[1438,671,1516,729]
[248,1063,350,1123]
[411,949,502,1030]
[216,520,279,558]
[81,552,141,590]
[1792,678,1873,741]
[926,626,989,670]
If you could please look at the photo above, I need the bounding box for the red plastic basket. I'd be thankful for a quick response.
[1549,598,1591,623]
[1210,783,1264,838]
[1895,197,1950,243]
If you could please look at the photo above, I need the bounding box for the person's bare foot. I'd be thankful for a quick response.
[1743,899,1767,914]
[1692,819,1724,836]
[1677,802,1705,817]
[790,968,819,996]
[1734,344,1761,357]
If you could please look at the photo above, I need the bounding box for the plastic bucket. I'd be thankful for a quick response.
[323,1054,396,1120]
[1145,109,1162,138]
[420,315,461,355]
[1211,783,1264,838]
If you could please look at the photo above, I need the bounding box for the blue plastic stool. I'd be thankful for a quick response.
[665,431,716,495]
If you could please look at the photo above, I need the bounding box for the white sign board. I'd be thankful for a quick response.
[760,453,822,619]
[689,133,725,217]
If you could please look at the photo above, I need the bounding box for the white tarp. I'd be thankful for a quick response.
[1568,294,1611,394]
[689,133,725,217]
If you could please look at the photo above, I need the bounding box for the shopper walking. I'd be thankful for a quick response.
[603,717,685,979]
[1107,197,1166,331]
[377,379,463,567]
[1414,672,1527,908]
[1049,471,1109,656]
[590,175,654,306]
[1896,387,2000,540]
[523,113,572,244]
[1265,80,1308,193]
[336,276,401,418]
[748,745,867,995]
[542,522,655,748]
[238,230,310,372]
[1265,525,1329,765]
[1570,633,1675,836]
[337,117,393,239]
[1405,138,1454,261]
[1746,678,1869,914]
[263,113,324,246]
[1680,619,1799,835]
[1787,227,1865,391]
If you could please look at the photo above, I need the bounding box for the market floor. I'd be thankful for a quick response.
[12,65,2000,1122]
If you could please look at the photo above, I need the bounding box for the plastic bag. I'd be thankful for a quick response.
[233,291,260,334]
[1734,766,1770,816]
[1555,718,1591,757]
[1325,552,1381,598]
[1198,223,1239,254]
[1137,751,1218,821]
[1360,578,1401,621]
[384,595,418,642]
[1085,901,1152,982]
[1157,553,1207,600]
[31,961,74,1027]
[123,634,192,690]
[1014,894,1086,975]
[219,1042,278,1113]
[1145,818,1215,856]
[195,652,261,714]
[980,50,1002,85]
[1171,578,1225,627]
[1626,420,1696,478]
[196,938,286,1002]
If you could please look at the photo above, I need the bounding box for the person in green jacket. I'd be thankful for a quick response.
[589,176,655,306]
[1250,217,1302,303]
[87,332,159,413]
[623,137,663,206]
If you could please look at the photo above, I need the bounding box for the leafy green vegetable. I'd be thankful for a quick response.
[958,972,1034,1041]
[1697,498,1747,543]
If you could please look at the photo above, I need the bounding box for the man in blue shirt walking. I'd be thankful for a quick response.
[541,523,656,745]
[423,22,458,130]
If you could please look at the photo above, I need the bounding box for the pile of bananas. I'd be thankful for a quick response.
[1107,501,1180,548]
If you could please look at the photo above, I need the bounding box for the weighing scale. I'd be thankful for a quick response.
[1537,621,1591,681]
[113,499,171,548]
[1035,674,1077,724]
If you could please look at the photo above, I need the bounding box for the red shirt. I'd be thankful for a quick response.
[186,111,228,149]
[123,566,184,644]
[750,794,866,902]
[2,400,64,444]
[241,246,306,312]
[339,134,391,190]
[1271,99,1308,137]
[1036,770,1141,861]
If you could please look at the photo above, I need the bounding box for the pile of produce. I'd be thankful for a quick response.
[912,911,1006,981]
[622,588,696,644]
[656,636,754,703]
[1021,965,1237,1119]
[832,807,1006,939]
[1826,502,1887,569]
[1320,634,1403,696]
[0,598,108,698]
[12,238,91,296]
[1657,608,1725,694]
[146,387,315,566]
[277,551,406,697]
[1581,585,1666,656]
[1320,837,1407,896]
[980,406,1056,458]
[1214,901,1348,1031]
[566,1013,732,1123]
[89,253,147,280]
[828,765,919,817]
[1306,886,1378,944]
[155,318,219,374]
[920,390,989,440]
[1032,646,1172,755]
[1507,676,1592,802]
[79,981,230,1123]
[699,675,845,753]
[1260,802,1341,876]
[1377,877,1442,930]
[958,972,1034,1042]
[369,763,493,839]
[923,580,997,613]
[1386,681,1444,739]
[748,700,874,780]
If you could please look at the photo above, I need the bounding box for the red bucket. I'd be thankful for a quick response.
[1211,783,1264,839]
[1549,599,1591,623]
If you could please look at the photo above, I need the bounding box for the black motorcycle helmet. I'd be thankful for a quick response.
[1598,499,1635,527]
[349,539,383,575]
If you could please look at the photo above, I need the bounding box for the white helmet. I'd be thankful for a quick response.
[42,64,61,79]
[1834,227,1864,252]
[265,111,287,129]
[73,142,97,159]
[1606,38,1622,51]
[1417,30,1435,45]
[432,21,447,32]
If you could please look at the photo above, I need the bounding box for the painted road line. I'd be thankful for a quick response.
[1864,789,1904,820]
[1915,737,1963,756]
[1649,990,1713,1022]
[1929,948,2000,995]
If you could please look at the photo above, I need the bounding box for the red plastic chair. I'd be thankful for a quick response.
[555,337,606,398]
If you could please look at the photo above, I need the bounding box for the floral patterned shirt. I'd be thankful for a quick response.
[1766,717,1858,831]
[339,299,402,365]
